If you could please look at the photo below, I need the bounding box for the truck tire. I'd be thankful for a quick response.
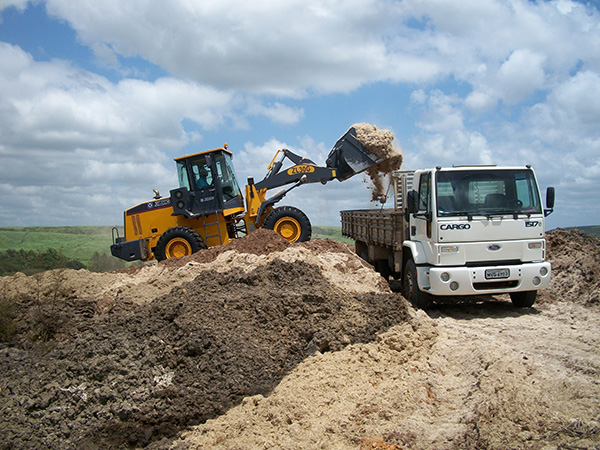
[262,206,311,243]
[509,290,537,307]
[155,227,206,261]
[375,260,391,280]
[402,259,432,309]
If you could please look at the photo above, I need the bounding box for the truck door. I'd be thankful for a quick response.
[412,172,432,240]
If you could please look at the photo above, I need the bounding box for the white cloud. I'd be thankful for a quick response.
[245,100,304,125]
[1,0,600,229]
[0,0,29,12]
[496,49,546,105]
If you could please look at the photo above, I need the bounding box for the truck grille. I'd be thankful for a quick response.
[473,280,519,290]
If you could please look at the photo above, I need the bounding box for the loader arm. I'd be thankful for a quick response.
[254,148,336,191]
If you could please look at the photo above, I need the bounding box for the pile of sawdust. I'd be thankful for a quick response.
[352,123,403,203]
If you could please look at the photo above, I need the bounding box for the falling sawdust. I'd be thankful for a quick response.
[352,123,403,203]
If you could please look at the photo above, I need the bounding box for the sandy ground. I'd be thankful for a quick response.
[171,299,600,450]
[1,228,599,449]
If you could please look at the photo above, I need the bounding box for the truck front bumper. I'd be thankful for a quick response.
[421,262,551,296]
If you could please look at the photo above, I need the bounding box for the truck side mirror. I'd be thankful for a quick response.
[407,190,418,214]
[544,187,555,216]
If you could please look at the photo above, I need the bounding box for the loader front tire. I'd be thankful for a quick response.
[263,206,311,243]
[155,227,205,261]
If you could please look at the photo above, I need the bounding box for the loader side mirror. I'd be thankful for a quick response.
[544,187,555,216]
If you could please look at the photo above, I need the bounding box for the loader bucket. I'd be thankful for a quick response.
[326,127,384,181]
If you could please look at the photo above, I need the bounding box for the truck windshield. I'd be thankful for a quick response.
[436,169,542,217]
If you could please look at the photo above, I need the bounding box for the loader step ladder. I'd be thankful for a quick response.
[201,213,224,247]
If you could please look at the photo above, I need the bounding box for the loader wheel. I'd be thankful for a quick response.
[402,259,432,310]
[155,227,206,261]
[263,206,311,243]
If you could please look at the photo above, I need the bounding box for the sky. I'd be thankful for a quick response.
[0,0,599,230]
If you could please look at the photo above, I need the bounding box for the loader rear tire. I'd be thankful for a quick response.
[263,206,311,243]
[155,227,206,261]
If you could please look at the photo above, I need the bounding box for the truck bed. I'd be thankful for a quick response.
[341,209,407,251]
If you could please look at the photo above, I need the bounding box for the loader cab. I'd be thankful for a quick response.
[171,148,244,218]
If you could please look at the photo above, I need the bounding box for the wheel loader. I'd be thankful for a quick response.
[110,127,385,262]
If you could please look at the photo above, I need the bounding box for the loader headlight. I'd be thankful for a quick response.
[175,190,184,199]
[176,200,185,210]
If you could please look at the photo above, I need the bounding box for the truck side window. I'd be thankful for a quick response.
[418,173,431,213]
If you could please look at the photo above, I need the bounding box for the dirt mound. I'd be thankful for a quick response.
[1,227,599,450]
[159,228,291,268]
[541,228,600,305]
[352,123,403,203]
[0,233,404,449]
[173,229,600,450]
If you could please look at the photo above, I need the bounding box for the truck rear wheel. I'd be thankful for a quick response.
[263,206,311,243]
[509,290,537,307]
[402,259,432,309]
[155,227,206,261]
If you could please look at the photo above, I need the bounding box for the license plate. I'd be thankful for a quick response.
[485,268,510,280]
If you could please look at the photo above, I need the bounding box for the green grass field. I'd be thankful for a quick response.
[0,226,121,267]
[0,225,351,276]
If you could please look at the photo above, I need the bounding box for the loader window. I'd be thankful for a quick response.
[214,152,242,200]
[177,161,191,190]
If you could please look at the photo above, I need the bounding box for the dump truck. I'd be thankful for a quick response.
[111,127,384,262]
[341,166,555,308]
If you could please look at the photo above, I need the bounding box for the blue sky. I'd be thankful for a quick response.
[0,0,599,229]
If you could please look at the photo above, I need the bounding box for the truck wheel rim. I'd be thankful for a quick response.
[274,217,301,242]
[166,238,192,259]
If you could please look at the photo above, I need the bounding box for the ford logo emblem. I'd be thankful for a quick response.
[488,244,501,251]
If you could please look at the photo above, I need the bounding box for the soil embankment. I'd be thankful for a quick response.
[1,228,599,449]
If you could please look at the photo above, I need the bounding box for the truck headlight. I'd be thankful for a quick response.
[532,276,541,286]
[450,281,459,291]
[540,266,548,276]
[440,272,450,282]
[528,242,542,249]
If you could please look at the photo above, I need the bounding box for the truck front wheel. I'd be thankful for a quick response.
[263,206,311,243]
[509,291,537,307]
[402,259,432,309]
[155,227,206,261]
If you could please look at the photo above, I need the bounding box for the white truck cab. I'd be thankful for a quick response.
[341,165,555,308]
